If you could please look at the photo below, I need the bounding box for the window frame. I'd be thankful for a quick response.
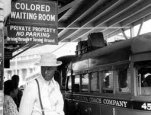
[102,70,114,94]
[81,73,89,92]
[66,76,72,92]
[135,63,151,96]
[90,71,99,93]
[116,67,131,94]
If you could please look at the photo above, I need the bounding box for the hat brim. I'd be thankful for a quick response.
[35,61,62,66]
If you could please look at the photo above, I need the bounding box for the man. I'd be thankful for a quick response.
[19,53,64,115]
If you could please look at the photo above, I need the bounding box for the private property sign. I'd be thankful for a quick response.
[7,25,57,44]
[7,0,58,44]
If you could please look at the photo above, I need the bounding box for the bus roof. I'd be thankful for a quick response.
[77,32,151,61]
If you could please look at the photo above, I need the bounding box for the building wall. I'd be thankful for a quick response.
[4,54,40,87]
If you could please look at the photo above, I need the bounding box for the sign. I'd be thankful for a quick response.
[8,0,58,44]
[7,24,58,44]
[9,0,57,26]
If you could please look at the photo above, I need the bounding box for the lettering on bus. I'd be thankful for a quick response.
[72,95,128,108]
[102,99,128,108]
[89,97,102,104]
[69,94,151,111]
[133,101,151,111]
[73,95,89,102]
[141,103,151,110]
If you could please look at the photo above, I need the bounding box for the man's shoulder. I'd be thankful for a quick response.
[26,78,38,89]
[53,79,60,88]
[26,73,41,83]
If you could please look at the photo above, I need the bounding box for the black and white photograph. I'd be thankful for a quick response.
[1,0,151,115]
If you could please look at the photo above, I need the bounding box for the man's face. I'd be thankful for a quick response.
[41,66,57,81]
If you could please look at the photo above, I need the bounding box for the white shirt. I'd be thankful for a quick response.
[19,74,64,115]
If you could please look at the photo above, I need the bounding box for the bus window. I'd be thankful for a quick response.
[81,74,89,92]
[67,76,72,91]
[136,65,151,96]
[73,75,80,92]
[90,72,99,92]
[102,71,113,93]
[117,68,131,93]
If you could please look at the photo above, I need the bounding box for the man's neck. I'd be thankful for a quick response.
[40,75,54,84]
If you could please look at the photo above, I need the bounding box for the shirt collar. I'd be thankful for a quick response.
[40,74,55,85]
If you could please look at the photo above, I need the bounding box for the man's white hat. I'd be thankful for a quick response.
[36,53,62,66]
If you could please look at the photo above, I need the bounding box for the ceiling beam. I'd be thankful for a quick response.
[58,26,130,29]
[106,0,151,26]
[69,0,151,42]
[61,0,140,39]
[104,17,151,39]
[58,0,100,37]
[78,0,121,27]
[104,7,151,38]
[73,24,122,42]
[93,0,141,26]
[104,29,123,40]
[65,29,94,42]
[120,6,151,26]
[103,28,120,36]
[64,0,99,26]
[59,0,121,41]
[59,0,140,42]
[58,29,77,41]
[58,0,99,27]
[58,0,82,22]
[58,0,79,14]
[137,19,144,36]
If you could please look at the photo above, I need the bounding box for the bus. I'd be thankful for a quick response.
[59,32,151,115]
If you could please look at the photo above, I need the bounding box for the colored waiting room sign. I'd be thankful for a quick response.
[7,0,58,44]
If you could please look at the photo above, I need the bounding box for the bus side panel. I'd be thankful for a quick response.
[79,102,101,115]
[116,108,151,115]
[101,105,113,115]
[64,99,79,115]
[89,103,101,115]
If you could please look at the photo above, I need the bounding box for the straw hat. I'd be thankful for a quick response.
[36,53,62,66]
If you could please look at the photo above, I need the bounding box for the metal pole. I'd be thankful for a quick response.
[0,2,4,114]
